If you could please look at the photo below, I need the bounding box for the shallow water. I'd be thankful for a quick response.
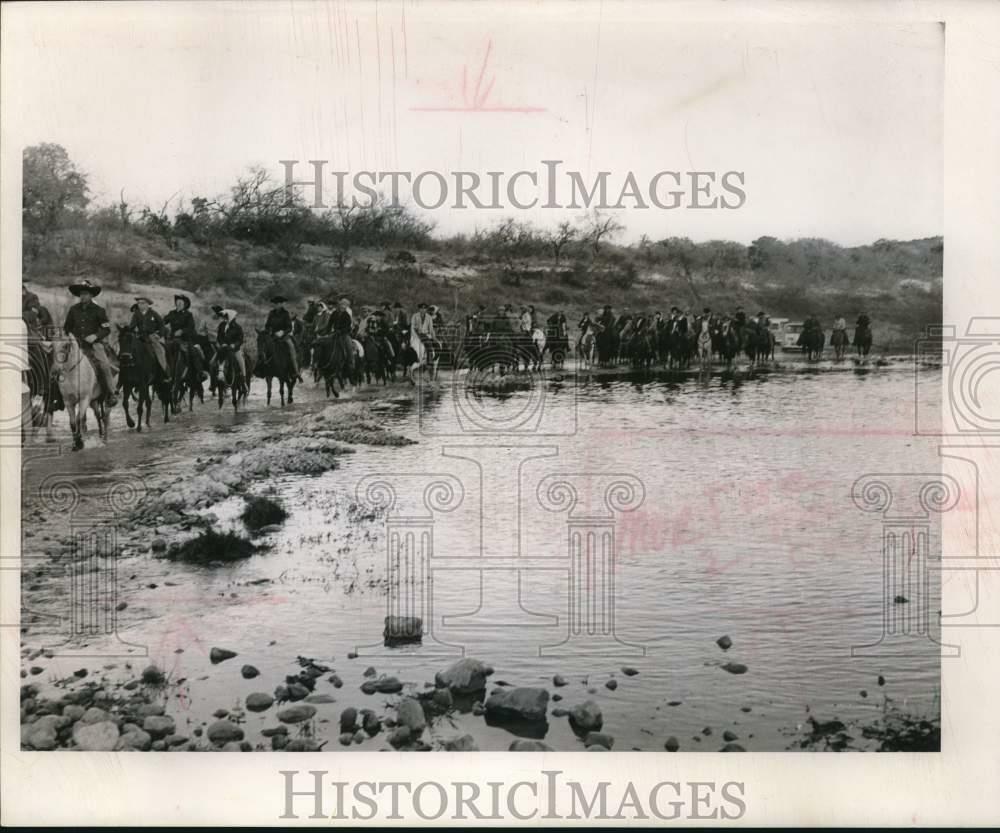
[22,362,944,750]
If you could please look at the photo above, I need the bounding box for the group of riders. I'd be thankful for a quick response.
[21,278,875,442]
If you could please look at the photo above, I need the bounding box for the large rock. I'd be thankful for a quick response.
[117,729,152,751]
[246,693,275,712]
[23,715,63,750]
[73,720,120,751]
[374,676,403,694]
[277,704,317,724]
[584,732,614,750]
[384,616,423,645]
[395,698,427,733]
[142,715,176,739]
[206,720,244,744]
[78,707,111,725]
[569,700,603,732]
[340,708,358,732]
[434,658,493,695]
[509,739,553,752]
[484,687,549,724]
[388,726,411,748]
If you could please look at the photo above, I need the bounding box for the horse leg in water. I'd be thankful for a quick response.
[287,376,294,405]
[122,384,135,429]
[67,398,83,451]
[265,377,272,405]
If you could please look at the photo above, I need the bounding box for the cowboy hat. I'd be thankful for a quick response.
[69,279,102,297]
[174,294,191,309]
[211,304,224,315]
[135,296,153,305]
[271,295,287,304]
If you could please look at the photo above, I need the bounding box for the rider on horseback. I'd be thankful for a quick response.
[129,296,171,382]
[164,294,204,381]
[63,279,118,407]
[264,295,303,382]
[217,309,246,380]
[22,280,54,338]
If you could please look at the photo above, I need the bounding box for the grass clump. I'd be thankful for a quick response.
[240,495,289,531]
[167,528,260,563]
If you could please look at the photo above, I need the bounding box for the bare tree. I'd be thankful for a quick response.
[583,209,625,256]
[546,220,578,266]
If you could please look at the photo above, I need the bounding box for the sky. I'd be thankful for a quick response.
[2,1,944,246]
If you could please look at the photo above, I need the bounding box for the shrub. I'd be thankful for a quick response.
[240,495,289,531]
[167,528,260,563]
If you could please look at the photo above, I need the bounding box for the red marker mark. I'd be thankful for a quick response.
[411,38,546,113]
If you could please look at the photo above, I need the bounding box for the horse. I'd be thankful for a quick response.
[522,328,546,372]
[23,329,58,439]
[798,327,825,361]
[596,324,620,368]
[255,330,297,405]
[362,332,393,385]
[627,325,656,370]
[407,329,441,383]
[577,328,598,370]
[853,323,873,358]
[696,326,713,371]
[116,327,170,430]
[167,338,206,413]
[215,345,252,411]
[311,332,353,398]
[48,337,113,451]
[663,326,692,370]
[831,328,850,360]
[714,324,740,369]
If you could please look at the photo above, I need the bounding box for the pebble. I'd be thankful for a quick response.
[664,736,680,752]
[443,734,479,751]
[569,700,603,732]
[241,665,260,679]
[584,732,614,750]
[329,674,343,688]
[605,679,618,691]
[246,693,275,712]
[723,730,739,742]
[509,739,553,751]
[553,674,568,687]
[716,635,733,650]
[340,708,358,731]
[209,647,238,664]
[142,716,176,739]
[206,720,244,744]
[721,662,748,675]
[277,704,317,724]
[621,666,639,676]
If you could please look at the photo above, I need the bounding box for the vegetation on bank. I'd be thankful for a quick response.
[24,143,941,351]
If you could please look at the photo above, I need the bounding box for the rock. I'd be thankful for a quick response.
[388,727,411,748]
[271,735,288,751]
[206,720,244,744]
[151,740,166,751]
[740,706,752,712]
[807,716,846,736]
[73,668,88,678]
[340,708,358,732]
[287,739,321,752]
[117,729,152,751]
[664,736,680,752]
[621,666,639,676]
[73,720,120,751]
[136,703,166,718]
[329,674,343,688]
[261,726,287,737]
[395,698,427,733]
[352,730,366,745]
[363,666,377,678]
[63,705,86,722]
[213,709,230,719]
[668,700,683,707]
[878,675,886,687]
[286,683,310,701]
[141,664,165,685]
[78,707,111,725]
[721,743,746,752]
[605,679,618,691]
[551,707,569,718]
[374,676,403,694]
[553,674,568,687]
[471,701,486,716]
[584,732,614,750]
[485,687,549,724]
[444,734,479,751]
[431,688,453,710]
[210,647,238,664]
[246,693,275,712]
[151,538,167,553]
[434,658,494,695]
[347,652,359,660]
[724,730,739,742]
[721,662,748,675]
[860,690,868,698]
[586,745,608,751]
[384,615,423,645]
[24,715,63,750]
[305,693,336,704]
[339,732,354,746]
[116,601,128,612]
[360,680,378,695]
[29,666,44,676]
[552,694,562,702]
[274,685,290,702]
[142,716,176,739]
[241,665,260,679]
[893,595,908,604]
[509,739,554,752]
[277,704,317,724]
[221,741,243,751]
[569,700,603,732]
[702,726,713,736]
[362,712,381,736]
[165,734,189,747]
[716,635,733,650]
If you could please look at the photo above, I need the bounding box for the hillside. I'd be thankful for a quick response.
[25,226,942,353]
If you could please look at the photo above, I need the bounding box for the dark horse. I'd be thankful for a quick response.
[713,324,740,369]
[362,332,393,385]
[745,326,775,367]
[797,327,826,361]
[117,327,171,430]
[167,338,205,413]
[310,333,354,398]
[216,345,253,411]
[256,330,297,405]
[853,323,873,358]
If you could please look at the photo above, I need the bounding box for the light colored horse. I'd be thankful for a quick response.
[530,328,546,371]
[48,337,114,450]
[577,329,597,369]
[409,328,440,382]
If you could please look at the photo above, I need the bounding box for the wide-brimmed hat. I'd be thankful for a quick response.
[271,295,287,304]
[174,294,191,309]
[69,279,102,297]
[135,296,152,305]
[211,304,224,316]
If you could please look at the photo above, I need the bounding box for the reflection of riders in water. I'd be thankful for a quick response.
[264,295,302,381]
[63,279,118,406]
[129,296,171,380]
